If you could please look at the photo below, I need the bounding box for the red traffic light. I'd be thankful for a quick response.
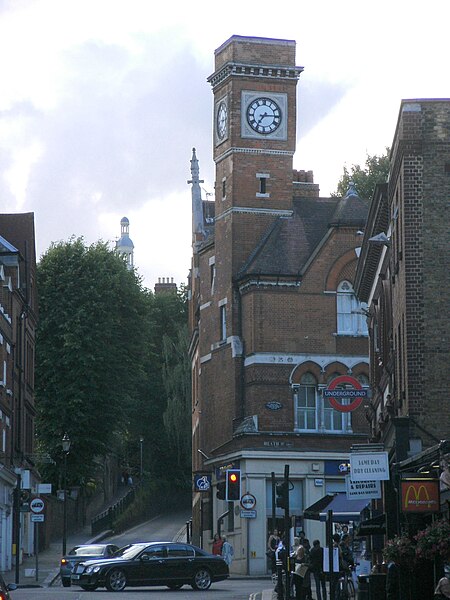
[226,469,241,501]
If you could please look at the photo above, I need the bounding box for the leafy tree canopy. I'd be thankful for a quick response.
[333,148,390,200]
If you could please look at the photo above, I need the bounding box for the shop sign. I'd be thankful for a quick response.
[350,452,390,481]
[345,476,381,499]
[401,479,440,513]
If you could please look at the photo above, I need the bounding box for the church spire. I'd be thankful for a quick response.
[188,148,206,252]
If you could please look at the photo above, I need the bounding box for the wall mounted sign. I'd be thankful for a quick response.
[345,476,381,500]
[350,452,390,481]
[401,478,440,513]
[323,375,368,412]
[265,401,283,411]
[193,473,211,492]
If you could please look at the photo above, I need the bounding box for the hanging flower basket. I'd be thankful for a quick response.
[382,534,416,566]
[414,519,450,562]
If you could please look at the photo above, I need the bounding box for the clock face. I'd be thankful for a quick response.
[246,97,282,135]
[217,101,228,140]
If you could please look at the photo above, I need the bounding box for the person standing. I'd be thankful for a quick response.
[267,528,280,575]
[293,538,312,600]
[309,539,327,600]
[221,536,234,567]
[212,533,223,555]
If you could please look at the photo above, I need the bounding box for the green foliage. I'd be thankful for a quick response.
[35,238,148,486]
[162,323,192,477]
[333,148,390,200]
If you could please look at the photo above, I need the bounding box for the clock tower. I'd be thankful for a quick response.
[208,35,303,274]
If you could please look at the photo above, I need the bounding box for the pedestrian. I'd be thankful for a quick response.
[434,564,450,599]
[309,539,327,600]
[221,536,234,567]
[292,538,312,600]
[330,533,343,600]
[267,528,280,575]
[127,474,133,486]
[212,533,224,555]
[386,559,399,600]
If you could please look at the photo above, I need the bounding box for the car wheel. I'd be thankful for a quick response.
[167,583,183,590]
[62,577,71,587]
[105,569,127,592]
[192,568,212,590]
[80,585,98,591]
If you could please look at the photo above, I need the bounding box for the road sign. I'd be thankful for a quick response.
[345,476,381,499]
[30,498,45,514]
[324,375,367,412]
[31,514,45,522]
[240,509,257,518]
[240,493,256,510]
[37,483,52,494]
[350,452,390,481]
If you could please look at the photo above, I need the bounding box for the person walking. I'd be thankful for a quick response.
[292,538,312,600]
[221,536,234,567]
[212,533,224,555]
[309,539,327,600]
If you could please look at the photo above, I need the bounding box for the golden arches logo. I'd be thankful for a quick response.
[404,484,433,509]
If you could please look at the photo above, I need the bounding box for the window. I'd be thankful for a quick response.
[295,373,317,430]
[337,281,368,335]
[256,173,269,197]
[323,373,352,433]
[222,178,226,199]
[220,305,227,341]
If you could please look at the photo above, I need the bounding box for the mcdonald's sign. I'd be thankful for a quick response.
[401,479,440,513]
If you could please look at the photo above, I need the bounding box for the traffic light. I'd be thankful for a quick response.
[216,480,226,500]
[276,481,288,509]
[226,469,241,501]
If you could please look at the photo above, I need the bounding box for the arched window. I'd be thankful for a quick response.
[337,281,368,336]
[295,372,317,431]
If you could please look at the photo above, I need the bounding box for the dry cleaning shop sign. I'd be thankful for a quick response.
[350,452,390,481]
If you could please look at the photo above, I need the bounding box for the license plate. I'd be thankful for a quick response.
[71,575,80,580]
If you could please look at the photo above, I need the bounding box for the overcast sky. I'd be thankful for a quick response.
[1,0,448,290]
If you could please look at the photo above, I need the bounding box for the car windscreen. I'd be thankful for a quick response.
[69,545,106,556]
[114,544,148,559]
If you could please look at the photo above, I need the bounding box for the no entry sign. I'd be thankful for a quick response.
[323,375,367,412]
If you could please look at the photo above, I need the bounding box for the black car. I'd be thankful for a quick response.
[60,543,120,587]
[70,541,229,592]
[0,574,16,600]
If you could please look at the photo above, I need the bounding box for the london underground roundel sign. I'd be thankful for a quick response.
[323,375,367,413]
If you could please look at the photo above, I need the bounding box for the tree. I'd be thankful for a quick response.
[162,323,191,479]
[35,238,148,486]
[333,148,390,200]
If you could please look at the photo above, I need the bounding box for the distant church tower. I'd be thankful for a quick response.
[115,216,134,269]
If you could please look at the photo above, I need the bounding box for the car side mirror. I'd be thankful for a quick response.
[140,555,150,562]
[8,584,18,591]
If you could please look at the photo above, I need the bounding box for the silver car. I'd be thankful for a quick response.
[60,544,119,587]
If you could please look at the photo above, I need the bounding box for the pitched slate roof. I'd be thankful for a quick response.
[238,186,368,278]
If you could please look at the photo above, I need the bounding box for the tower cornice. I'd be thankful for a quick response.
[208,62,303,90]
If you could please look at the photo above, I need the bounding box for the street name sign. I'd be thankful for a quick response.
[350,452,389,481]
[345,476,381,499]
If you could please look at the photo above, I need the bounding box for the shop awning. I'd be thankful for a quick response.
[355,513,386,536]
[303,493,370,523]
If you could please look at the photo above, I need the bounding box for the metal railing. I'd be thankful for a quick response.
[91,487,136,536]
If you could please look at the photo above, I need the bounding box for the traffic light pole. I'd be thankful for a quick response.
[283,464,290,600]
[14,471,21,585]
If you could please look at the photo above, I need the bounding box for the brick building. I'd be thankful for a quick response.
[0,213,38,572]
[188,36,371,575]
[354,100,450,541]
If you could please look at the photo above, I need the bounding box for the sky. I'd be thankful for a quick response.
[0,0,448,291]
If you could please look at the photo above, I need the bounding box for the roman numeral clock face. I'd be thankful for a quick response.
[246,97,282,134]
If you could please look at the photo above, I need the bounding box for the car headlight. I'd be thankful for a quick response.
[85,565,101,574]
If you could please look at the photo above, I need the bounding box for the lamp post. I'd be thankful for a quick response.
[62,433,71,556]
[139,436,144,483]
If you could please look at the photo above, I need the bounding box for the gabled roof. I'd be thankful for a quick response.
[238,186,368,279]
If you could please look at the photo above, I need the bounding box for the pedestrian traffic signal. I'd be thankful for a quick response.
[275,481,288,509]
[226,469,241,501]
[216,480,226,500]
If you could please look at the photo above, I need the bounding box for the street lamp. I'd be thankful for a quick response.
[139,436,144,483]
[62,433,71,556]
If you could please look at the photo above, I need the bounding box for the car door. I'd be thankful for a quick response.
[165,544,196,583]
[135,545,168,585]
